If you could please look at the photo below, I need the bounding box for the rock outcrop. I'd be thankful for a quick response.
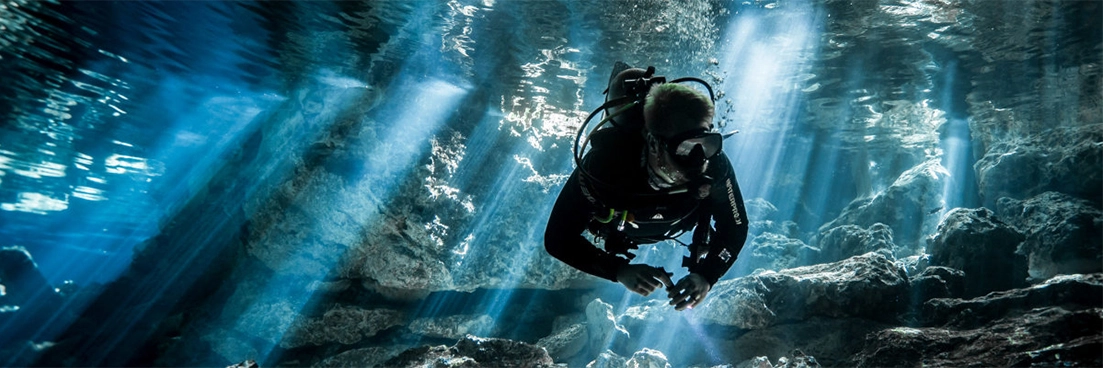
[816,159,949,251]
[586,348,672,368]
[738,232,819,277]
[996,192,1103,280]
[855,274,1103,367]
[973,125,1103,208]
[906,266,965,306]
[407,314,494,340]
[280,306,404,348]
[926,207,1028,297]
[382,335,555,368]
[699,252,910,328]
[813,223,895,264]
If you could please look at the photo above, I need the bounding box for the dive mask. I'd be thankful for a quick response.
[658,128,724,166]
[645,129,722,190]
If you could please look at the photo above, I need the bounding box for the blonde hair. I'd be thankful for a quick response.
[643,83,714,138]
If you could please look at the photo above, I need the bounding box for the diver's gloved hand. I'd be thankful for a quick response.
[668,273,710,311]
[616,264,674,297]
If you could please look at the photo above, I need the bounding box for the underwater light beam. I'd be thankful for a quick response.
[716,1,823,229]
[248,76,469,365]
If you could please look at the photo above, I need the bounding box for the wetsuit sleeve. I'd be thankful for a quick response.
[544,169,629,282]
[689,154,749,286]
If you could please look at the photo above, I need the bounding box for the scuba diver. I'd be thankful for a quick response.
[544,62,749,311]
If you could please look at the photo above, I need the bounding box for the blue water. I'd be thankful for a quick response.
[0,0,1099,366]
[0,1,284,285]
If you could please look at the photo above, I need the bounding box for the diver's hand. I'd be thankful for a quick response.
[616,264,674,296]
[668,273,710,311]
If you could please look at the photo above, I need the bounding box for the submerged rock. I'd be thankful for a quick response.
[816,159,948,251]
[727,318,881,367]
[313,346,410,368]
[280,305,403,348]
[746,199,803,239]
[813,223,895,264]
[893,253,931,275]
[586,350,628,368]
[203,327,261,366]
[927,207,1028,297]
[383,334,555,368]
[617,299,680,332]
[227,360,259,368]
[535,323,587,362]
[745,198,780,223]
[585,298,631,351]
[699,252,910,329]
[907,266,966,303]
[408,314,494,340]
[739,233,819,277]
[772,349,820,368]
[627,348,671,368]
[996,192,1103,280]
[920,273,1102,328]
[585,348,671,368]
[853,307,1102,367]
[973,124,1103,208]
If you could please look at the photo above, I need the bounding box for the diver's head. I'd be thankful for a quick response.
[642,83,720,190]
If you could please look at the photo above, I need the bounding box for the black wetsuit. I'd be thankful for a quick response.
[544,125,749,286]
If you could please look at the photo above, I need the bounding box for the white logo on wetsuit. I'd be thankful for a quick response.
[726,179,743,225]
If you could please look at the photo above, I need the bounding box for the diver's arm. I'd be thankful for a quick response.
[690,154,749,286]
[544,170,629,282]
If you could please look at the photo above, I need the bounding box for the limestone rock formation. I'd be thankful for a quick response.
[585,298,631,352]
[996,192,1103,280]
[768,349,820,368]
[724,317,883,367]
[745,198,803,240]
[383,334,555,368]
[739,233,819,277]
[855,308,1103,367]
[907,266,965,304]
[920,273,1102,328]
[698,252,910,328]
[312,346,411,368]
[407,314,494,340]
[586,350,628,368]
[586,348,672,368]
[973,125,1103,208]
[926,207,1028,297]
[816,159,949,250]
[812,223,895,264]
[226,360,258,368]
[280,305,404,348]
[535,323,587,362]
[853,273,1102,366]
